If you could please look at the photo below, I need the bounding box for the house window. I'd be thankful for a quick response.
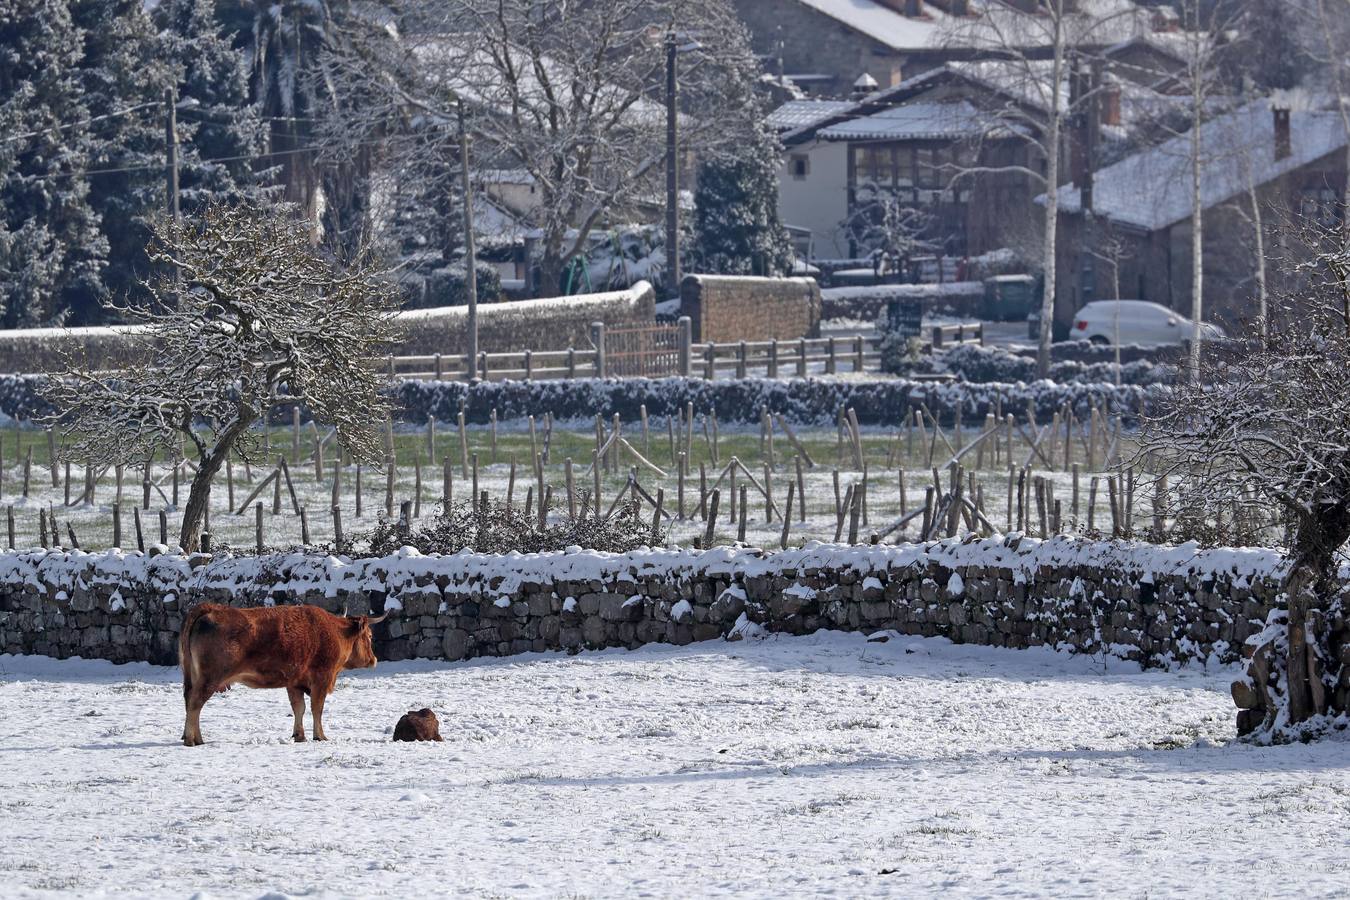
[790,154,810,180]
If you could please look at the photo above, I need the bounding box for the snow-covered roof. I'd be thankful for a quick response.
[792,0,1172,53]
[768,99,855,132]
[818,100,1018,141]
[1055,99,1350,231]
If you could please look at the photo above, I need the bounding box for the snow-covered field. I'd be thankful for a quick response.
[0,422,1147,552]
[3,632,1348,898]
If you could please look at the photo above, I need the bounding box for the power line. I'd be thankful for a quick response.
[10,134,398,183]
[2,101,164,144]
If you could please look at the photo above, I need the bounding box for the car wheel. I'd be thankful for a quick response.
[1088,335,1109,346]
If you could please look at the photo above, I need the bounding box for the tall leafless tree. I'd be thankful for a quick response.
[317,0,761,296]
[1143,213,1350,740]
[44,203,399,552]
[939,0,1147,377]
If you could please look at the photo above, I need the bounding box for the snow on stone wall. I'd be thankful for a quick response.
[0,283,655,376]
[0,536,1285,670]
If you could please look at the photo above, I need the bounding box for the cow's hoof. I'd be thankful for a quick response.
[183,736,203,747]
[313,735,328,742]
[293,733,307,743]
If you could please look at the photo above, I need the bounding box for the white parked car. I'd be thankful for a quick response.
[1070,300,1225,348]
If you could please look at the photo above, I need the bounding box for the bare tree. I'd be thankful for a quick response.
[317,0,761,295]
[940,0,1146,377]
[1143,214,1350,740]
[840,182,931,279]
[44,203,399,552]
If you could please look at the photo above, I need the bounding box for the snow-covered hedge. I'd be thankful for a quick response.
[820,281,984,322]
[0,372,1162,426]
[0,282,655,375]
[394,375,1161,425]
[883,342,1175,387]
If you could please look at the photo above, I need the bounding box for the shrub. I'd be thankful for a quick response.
[412,263,503,309]
[343,497,663,557]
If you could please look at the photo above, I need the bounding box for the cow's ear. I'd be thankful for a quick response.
[344,615,366,634]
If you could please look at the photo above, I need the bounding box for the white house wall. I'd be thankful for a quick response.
[779,139,851,260]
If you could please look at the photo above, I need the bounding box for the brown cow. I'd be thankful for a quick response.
[179,603,387,746]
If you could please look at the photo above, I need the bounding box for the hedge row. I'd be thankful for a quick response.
[0,373,1162,429]
[392,376,1159,426]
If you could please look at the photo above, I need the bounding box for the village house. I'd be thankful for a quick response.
[772,55,1187,262]
[1053,98,1350,330]
[734,0,1190,99]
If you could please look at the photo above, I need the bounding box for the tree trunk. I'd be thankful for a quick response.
[1282,556,1320,726]
[539,249,566,298]
[1188,95,1204,383]
[178,417,255,552]
[178,452,228,553]
[1037,23,1064,380]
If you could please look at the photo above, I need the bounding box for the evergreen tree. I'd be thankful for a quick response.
[0,0,107,327]
[70,0,173,318]
[160,0,271,211]
[691,117,793,277]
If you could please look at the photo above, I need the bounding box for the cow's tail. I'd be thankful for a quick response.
[179,605,214,692]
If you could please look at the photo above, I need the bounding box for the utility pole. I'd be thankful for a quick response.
[459,99,478,382]
[665,28,680,297]
[165,88,180,223]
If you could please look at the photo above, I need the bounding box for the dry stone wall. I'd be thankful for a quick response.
[0,537,1289,675]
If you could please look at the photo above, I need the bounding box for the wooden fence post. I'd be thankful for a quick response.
[677,316,692,377]
[590,322,606,377]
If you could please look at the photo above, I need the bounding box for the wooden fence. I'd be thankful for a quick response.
[382,318,982,384]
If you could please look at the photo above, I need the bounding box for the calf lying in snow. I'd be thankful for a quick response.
[179,604,386,746]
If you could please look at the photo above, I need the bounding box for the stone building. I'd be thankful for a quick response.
[733,0,1192,99]
[1053,99,1350,331]
[772,58,1181,261]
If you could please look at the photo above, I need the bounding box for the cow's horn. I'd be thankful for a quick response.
[368,611,390,624]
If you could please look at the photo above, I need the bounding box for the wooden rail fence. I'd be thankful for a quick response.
[382,318,982,383]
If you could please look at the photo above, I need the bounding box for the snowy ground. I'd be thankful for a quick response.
[3,633,1349,898]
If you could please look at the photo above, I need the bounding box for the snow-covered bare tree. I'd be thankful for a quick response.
[316,0,761,295]
[938,0,1144,377]
[840,182,930,278]
[1160,0,1246,382]
[1143,214,1350,740]
[44,203,399,553]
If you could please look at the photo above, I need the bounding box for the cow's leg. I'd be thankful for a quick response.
[310,674,339,741]
[182,681,212,747]
[287,686,307,742]
[310,685,329,741]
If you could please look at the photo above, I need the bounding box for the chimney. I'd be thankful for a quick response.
[852,72,879,100]
[1273,106,1291,161]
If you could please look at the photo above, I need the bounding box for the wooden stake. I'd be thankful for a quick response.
[703,489,720,547]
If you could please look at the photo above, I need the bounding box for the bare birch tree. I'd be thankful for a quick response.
[44,203,399,552]
[940,0,1146,377]
[1144,214,1350,740]
[317,0,761,295]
